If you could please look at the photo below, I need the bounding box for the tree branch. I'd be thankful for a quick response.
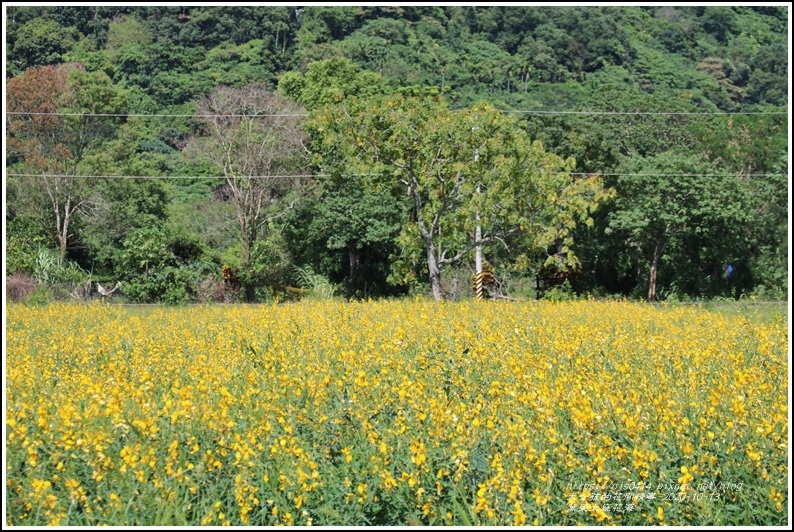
[438,227,520,266]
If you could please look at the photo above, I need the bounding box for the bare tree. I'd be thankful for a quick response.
[188,85,309,300]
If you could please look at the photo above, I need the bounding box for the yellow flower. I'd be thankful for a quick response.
[678,465,694,486]
[512,501,527,526]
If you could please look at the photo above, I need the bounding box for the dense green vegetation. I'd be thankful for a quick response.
[5,6,789,303]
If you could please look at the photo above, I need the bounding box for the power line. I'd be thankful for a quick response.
[5,173,325,179]
[7,172,787,180]
[5,111,308,118]
[569,172,786,177]
[6,110,789,118]
[505,110,788,116]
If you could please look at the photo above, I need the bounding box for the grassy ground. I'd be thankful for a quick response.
[685,300,788,325]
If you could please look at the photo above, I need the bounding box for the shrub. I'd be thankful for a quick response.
[542,279,578,302]
[123,266,198,305]
[27,284,53,305]
[6,220,44,275]
[5,273,37,302]
[196,275,229,303]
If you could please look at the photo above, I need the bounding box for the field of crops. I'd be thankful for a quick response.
[5,300,789,525]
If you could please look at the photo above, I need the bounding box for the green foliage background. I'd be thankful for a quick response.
[4,6,789,302]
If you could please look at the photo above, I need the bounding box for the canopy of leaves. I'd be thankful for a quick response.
[4,6,787,302]
[310,95,609,298]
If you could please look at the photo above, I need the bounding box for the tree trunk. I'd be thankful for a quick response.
[59,232,68,260]
[244,283,256,302]
[426,241,444,302]
[348,243,360,281]
[59,195,71,260]
[648,240,661,302]
[242,231,254,302]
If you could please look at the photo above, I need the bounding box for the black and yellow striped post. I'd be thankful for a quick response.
[473,262,495,300]
[474,271,484,300]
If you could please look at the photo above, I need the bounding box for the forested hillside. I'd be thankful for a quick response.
[5,6,789,303]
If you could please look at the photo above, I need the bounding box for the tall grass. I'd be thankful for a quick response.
[292,266,336,300]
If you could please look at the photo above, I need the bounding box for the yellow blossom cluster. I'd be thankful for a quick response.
[5,300,788,525]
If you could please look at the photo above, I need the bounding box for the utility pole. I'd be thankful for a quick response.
[474,149,484,301]
[471,116,485,301]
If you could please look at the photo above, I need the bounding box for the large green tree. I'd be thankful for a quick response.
[10,17,80,71]
[278,57,390,110]
[104,14,153,64]
[606,152,752,302]
[311,95,608,300]
[284,174,406,298]
[279,58,400,297]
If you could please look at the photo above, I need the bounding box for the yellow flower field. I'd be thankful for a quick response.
[5,300,788,525]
